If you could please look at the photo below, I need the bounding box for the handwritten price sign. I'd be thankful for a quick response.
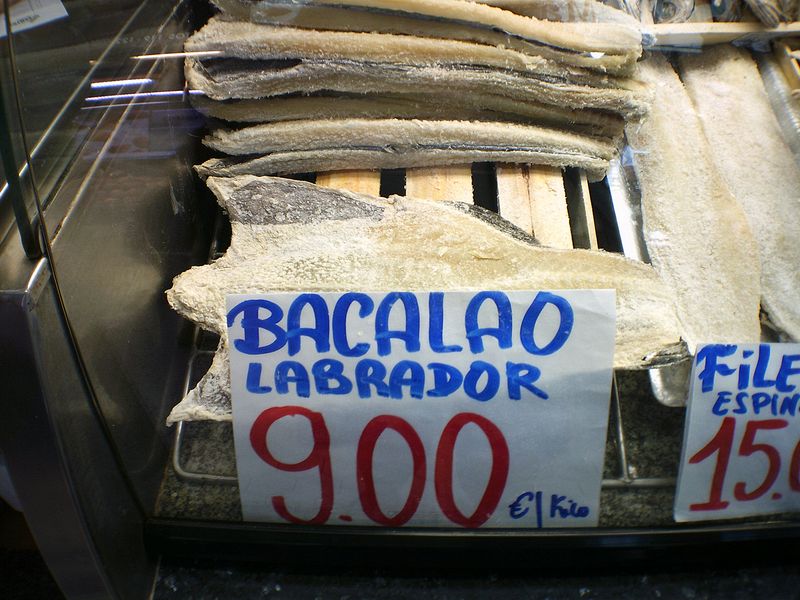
[227,290,615,528]
[675,344,800,521]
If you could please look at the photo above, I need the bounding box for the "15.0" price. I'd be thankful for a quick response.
[250,407,510,527]
[689,417,800,511]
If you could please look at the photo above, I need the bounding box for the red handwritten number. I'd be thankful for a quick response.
[689,416,735,511]
[435,413,510,528]
[250,408,510,526]
[249,406,334,525]
[733,419,788,501]
[790,439,800,492]
[356,416,426,526]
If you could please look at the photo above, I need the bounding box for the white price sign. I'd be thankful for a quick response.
[675,344,800,522]
[227,290,615,528]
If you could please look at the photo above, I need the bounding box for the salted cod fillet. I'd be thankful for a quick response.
[626,54,761,405]
[209,0,640,73]
[472,0,643,24]
[166,175,686,423]
[186,56,647,120]
[207,0,642,54]
[192,92,625,138]
[198,118,617,180]
[184,19,648,118]
[679,46,800,341]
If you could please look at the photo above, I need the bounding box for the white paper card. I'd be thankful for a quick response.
[227,290,615,528]
[675,343,800,522]
[0,0,67,37]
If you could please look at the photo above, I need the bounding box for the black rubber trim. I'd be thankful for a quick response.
[144,517,800,568]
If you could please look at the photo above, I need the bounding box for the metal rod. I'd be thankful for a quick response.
[612,372,634,483]
[172,421,237,485]
[171,314,236,485]
[602,477,676,488]
[0,83,39,257]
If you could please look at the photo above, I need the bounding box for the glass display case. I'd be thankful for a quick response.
[1,1,799,598]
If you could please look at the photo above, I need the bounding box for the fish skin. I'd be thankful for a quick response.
[166,175,687,423]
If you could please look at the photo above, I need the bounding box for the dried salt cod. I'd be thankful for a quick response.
[626,54,761,353]
[184,19,649,118]
[626,54,761,406]
[680,46,800,341]
[473,0,643,25]
[197,118,617,180]
[207,0,642,73]
[191,92,625,138]
[166,175,687,423]
[198,147,612,181]
[186,56,647,121]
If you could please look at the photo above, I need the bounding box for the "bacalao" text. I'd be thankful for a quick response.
[227,291,574,402]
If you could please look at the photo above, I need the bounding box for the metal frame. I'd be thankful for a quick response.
[0,2,212,597]
[0,261,154,600]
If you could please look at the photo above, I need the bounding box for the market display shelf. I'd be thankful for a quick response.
[151,0,800,539]
[155,162,686,529]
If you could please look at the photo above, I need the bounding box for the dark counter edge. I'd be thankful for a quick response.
[145,518,800,570]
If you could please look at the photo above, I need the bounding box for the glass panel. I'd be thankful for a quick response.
[1,0,214,513]
[1,0,147,210]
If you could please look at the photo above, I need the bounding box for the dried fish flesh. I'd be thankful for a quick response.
[199,147,615,180]
[165,175,686,422]
[680,46,800,341]
[191,92,625,138]
[208,2,636,74]
[472,0,642,25]
[197,118,617,180]
[186,55,648,120]
[184,19,647,113]
[208,0,642,72]
[626,54,761,354]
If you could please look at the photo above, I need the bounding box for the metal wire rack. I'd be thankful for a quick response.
[172,353,677,489]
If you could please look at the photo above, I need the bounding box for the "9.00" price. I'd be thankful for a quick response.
[250,407,510,527]
[689,417,800,511]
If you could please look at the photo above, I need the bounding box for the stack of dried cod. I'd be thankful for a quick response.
[187,0,651,180]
